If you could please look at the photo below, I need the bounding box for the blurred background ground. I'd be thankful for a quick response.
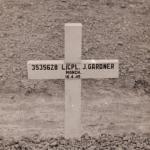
[0,0,149,138]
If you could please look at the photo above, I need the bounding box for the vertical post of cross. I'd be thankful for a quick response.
[65,23,82,138]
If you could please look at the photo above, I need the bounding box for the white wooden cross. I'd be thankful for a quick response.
[27,23,119,138]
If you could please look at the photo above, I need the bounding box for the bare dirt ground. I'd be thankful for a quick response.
[0,0,150,140]
[0,88,149,139]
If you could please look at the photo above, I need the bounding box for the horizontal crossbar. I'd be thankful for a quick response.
[27,60,119,79]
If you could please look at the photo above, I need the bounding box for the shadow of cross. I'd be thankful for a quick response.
[27,23,119,138]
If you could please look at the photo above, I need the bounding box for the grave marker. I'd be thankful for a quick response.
[27,23,119,138]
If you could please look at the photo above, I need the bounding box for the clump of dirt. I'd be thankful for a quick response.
[0,133,150,150]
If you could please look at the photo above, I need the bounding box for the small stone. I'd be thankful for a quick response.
[18,141,27,147]
[61,0,66,2]
[24,87,33,96]
[106,0,114,7]
[120,3,126,8]
[10,95,15,99]
[81,2,88,6]
[7,138,18,146]
[8,52,15,58]
[0,73,3,77]
[81,133,90,140]
[12,67,17,73]
[0,136,4,140]
[117,41,123,46]
[1,33,9,38]
[50,140,58,147]
[17,15,23,19]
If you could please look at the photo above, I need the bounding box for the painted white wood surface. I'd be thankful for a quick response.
[65,23,82,138]
[27,23,119,139]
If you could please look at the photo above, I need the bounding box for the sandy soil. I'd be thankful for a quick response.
[0,88,149,139]
[0,0,149,139]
